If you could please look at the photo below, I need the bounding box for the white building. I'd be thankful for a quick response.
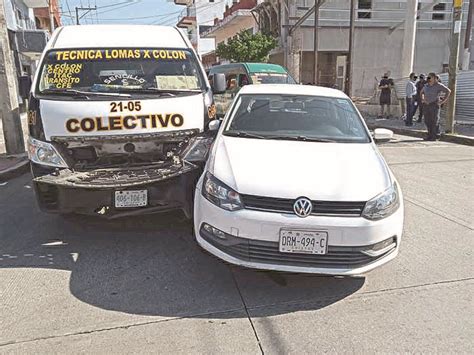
[175,0,229,56]
[254,0,473,96]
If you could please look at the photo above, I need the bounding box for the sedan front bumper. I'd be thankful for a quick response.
[194,185,404,275]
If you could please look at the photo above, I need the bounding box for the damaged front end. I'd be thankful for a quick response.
[31,129,214,218]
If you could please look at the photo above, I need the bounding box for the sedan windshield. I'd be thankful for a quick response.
[224,94,370,143]
[37,48,205,97]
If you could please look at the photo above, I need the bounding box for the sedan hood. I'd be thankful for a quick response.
[210,137,391,201]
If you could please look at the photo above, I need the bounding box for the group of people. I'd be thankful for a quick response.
[378,72,451,141]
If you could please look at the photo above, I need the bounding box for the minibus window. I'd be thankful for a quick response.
[37,48,205,96]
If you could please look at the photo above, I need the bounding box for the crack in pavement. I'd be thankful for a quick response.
[1,277,472,349]
[404,198,473,230]
[388,158,474,166]
[230,267,265,355]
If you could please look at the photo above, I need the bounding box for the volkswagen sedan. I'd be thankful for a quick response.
[194,84,403,275]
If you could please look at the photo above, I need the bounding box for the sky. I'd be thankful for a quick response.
[59,0,182,27]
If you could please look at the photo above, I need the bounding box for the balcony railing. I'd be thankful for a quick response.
[176,6,197,27]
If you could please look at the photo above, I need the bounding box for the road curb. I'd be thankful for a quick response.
[0,154,30,182]
[367,123,474,146]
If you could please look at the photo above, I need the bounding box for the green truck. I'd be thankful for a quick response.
[208,63,296,117]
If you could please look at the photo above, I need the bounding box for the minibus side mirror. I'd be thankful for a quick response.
[209,119,221,132]
[373,128,393,143]
[211,73,226,94]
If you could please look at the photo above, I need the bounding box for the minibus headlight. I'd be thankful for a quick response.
[202,172,243,211]
[362,182,400,220]
[28,137,67,168]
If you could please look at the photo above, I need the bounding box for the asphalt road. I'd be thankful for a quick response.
[1,135,473,353]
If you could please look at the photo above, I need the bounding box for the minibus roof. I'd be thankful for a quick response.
[48,25,190,50]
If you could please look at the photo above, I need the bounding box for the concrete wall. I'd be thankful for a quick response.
[3,0,36,30]
[295,25,467,97]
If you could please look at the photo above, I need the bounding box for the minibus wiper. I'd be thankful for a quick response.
[41,89,131,98]
[116,88,203,96]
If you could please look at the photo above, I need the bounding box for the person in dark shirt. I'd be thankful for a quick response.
[413,74,426,122]
[378,73,393,118]
[421,72,451,141]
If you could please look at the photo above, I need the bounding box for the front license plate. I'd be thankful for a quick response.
[279,230,328,255]
[114,190,148,208]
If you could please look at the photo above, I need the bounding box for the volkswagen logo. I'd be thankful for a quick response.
[293,197,313,218]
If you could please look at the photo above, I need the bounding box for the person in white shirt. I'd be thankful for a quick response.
[405,72,417,126]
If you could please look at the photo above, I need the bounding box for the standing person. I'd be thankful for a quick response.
[421,72,451,141]
[414,74,426,122]
[405,72,417,126]
[378,73,393,118]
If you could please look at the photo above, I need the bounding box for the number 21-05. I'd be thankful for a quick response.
[110,101,142,113]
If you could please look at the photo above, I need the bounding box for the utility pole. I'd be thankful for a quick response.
[446,0,464,133]
[75,6,97,25]
[288,0,325,84]
[313,3,320,84]
[0,0,24,154]
[462,0,473,70]
[49,0,55,33]
[345,0,355,96]
[400,0,418,78]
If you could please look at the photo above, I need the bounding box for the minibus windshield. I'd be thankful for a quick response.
[37,48,206,96]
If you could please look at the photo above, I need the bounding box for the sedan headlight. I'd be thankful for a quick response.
[202,172,243,211]
[27,137,67,168]
[362,182,400,220]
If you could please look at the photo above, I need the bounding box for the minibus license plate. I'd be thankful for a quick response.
[115,190,148,208]
[279,230,327,254]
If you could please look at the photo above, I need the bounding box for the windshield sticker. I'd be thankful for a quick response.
[103,74,146,86]
[65,114,184,133]
[44,63,83,89]
[53,49,188,62]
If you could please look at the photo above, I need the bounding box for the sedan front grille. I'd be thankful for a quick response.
[241,194,366,217]
[200,227,393,269]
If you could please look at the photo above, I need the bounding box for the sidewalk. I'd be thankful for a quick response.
[364,114,474,146]
[0,113,29,181]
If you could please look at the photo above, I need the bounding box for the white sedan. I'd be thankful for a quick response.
[194,84,403,275]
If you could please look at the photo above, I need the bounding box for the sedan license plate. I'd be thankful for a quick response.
[279,230,328,255]
[114,190,148,208]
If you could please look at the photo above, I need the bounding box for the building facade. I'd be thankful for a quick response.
[175,0,229,56]
[3,0,58,103]
[254,0,473,96]
[201,0,261,67]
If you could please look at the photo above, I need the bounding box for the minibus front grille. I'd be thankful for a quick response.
[240,195,366,217]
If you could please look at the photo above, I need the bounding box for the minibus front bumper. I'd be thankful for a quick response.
[32,162,201,218]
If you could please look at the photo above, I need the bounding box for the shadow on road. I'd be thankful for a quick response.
[0,174,365,319]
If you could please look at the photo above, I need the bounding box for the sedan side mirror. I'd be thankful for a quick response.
[211,73,226,94]
[373,128,394,143]
[209,119,221,132]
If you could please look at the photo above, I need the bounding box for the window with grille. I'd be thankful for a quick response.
[432,3,446,20]
[358,0,372,19]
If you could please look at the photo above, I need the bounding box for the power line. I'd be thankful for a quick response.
[98,10,181,21]
[94,1,143,16]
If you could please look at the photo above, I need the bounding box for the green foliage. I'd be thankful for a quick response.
[215,31,277,63]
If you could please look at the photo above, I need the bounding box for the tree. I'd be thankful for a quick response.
[216,31,277,63]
